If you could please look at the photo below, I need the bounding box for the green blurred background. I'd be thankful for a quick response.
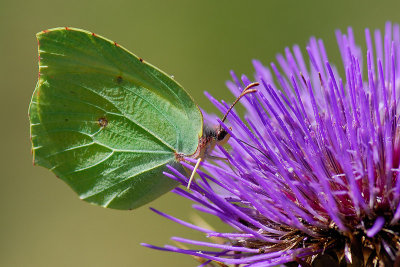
[1,0,400,266]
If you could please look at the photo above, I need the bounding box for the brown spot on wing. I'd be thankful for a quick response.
[139,57,144,62]
[116,75,123,84]
[98,117,108,128]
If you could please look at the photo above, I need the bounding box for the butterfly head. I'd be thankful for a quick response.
[195,124,228,158]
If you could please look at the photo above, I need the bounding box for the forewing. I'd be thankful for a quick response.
[29,28,203,210]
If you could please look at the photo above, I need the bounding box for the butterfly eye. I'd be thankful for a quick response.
[216,128,228,141]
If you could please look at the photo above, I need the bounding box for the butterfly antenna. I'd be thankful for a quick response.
[221,82,259,123]
[187,157,202,190]
[239,140,269,158]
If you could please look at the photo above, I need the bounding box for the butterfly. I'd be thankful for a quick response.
[29,27,257,210]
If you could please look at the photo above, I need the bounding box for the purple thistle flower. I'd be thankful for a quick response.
[142,22,400,266]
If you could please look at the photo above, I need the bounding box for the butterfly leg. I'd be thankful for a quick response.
[207,155,239,176]
[187,158,202,190]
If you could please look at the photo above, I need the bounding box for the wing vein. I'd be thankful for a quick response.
[80,159,172,199]
[72,80,176,152]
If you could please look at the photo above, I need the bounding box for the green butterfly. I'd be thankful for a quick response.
[29,27,257,210]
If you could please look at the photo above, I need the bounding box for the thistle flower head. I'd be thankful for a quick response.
[143,22,400,266]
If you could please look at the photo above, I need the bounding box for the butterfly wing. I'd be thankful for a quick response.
[29,28,203,210]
